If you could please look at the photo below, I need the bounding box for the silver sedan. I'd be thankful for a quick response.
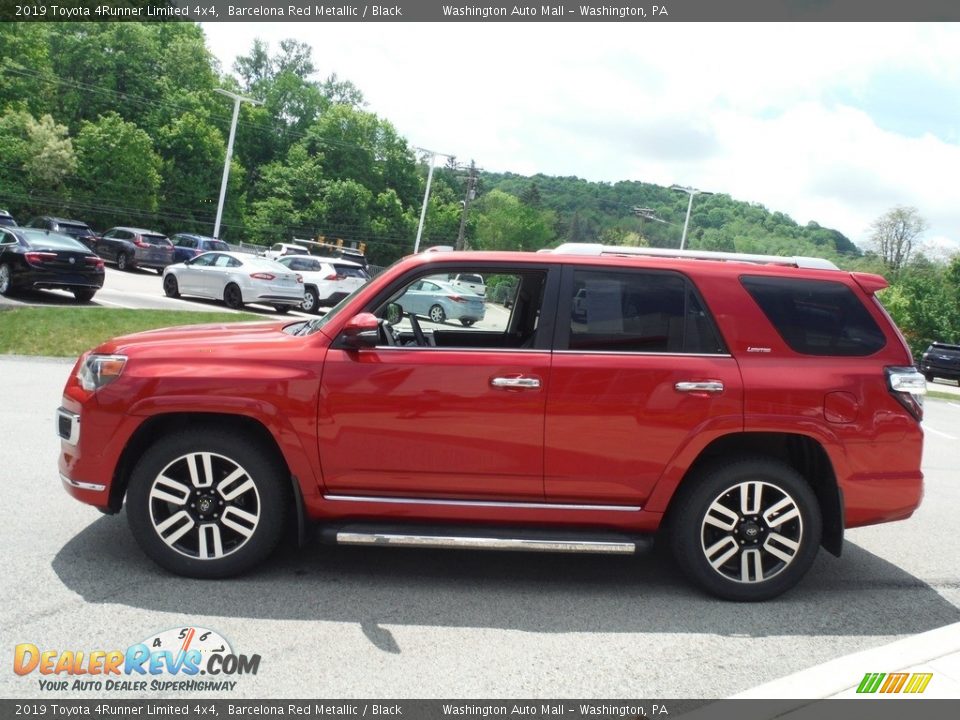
[162,251,304,313]
[397,278,486,326]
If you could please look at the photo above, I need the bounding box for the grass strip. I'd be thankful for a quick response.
[0,307,265,357]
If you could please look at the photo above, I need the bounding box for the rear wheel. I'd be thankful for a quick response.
[669,458,821,601]
[163,275,180,298]
[117,252,131,271]
[126,430,289,578]
[274,305,291,314]
[301,286,319,313]
[72,288,96,303]
[0,263,13,296]
[460,319,475,327]
[429,304,446,323]
[924,371,935,382]
[223,283,243,309]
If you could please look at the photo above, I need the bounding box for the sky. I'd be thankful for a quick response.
[202,22,960,254]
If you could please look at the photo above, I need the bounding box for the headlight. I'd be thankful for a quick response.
[77,354,127,392]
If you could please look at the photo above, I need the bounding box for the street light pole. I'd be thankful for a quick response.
[670,184,712,250]
[213,89,261,240]
[413,148,452,254]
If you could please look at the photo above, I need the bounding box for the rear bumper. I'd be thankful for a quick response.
[15,269,103,291]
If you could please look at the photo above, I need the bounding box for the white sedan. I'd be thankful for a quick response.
[162,251,304,313]
[275,254,370,313]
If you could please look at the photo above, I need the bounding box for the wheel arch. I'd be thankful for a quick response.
[660,432,843,556]
[108,412,308,544]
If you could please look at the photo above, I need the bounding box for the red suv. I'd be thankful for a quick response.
[56,244,926,600]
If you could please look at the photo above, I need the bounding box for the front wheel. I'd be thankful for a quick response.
[460,319,475,327]
[0,263,13,296]
[223,283,243,309]
[669,458,821,601]
[125,430,289,578]
[117,252,131,271]
[429,304,446,323]
[301,286,319,313]
[274,305,291,314]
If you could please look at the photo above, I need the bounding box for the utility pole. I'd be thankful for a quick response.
[455,160,477,251]
[413,147,452,254]
[670,185,713,250]
[213,89,262,239]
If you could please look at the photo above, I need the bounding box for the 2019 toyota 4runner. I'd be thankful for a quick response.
[56,244,926,601]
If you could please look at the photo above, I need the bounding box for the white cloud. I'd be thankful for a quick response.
[202,22,960,252]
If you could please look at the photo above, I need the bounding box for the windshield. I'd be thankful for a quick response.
[21,229,88,251]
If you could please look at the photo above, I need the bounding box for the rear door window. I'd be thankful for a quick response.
[741,276,886,356]
[565,269,725,354]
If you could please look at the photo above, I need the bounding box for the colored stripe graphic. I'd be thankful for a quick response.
[904,673,933,694]
[857,673,885,693]
[856,671,932,694]
[880,673,909,693]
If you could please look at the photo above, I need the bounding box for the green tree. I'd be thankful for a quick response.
[73,113,161,229]
[473,189,555,251]
[0,110,75,215]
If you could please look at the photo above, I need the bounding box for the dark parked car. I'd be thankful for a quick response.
[0,209,17,227]
[169,233,231,264]
[96,227,174,273]
[26,217,100,251]
[920,342,960,382]
[0,226,105,302]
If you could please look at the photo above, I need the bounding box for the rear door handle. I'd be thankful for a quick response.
[675,381,724,393]
[491,377,541,389]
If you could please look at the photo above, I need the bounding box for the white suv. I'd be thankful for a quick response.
[276,255,370,312]
[449,272,485,296]
[264,243,310,261]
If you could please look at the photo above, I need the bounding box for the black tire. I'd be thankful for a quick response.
[429,304,446,323]
[668,458,822,601]
[125,429,289,578]
[0,263,13,296]
[163,274,180,298]
[460,319,475,327]
[117,252,131,271]
[274,305,291,314]
[923,372,935,382]
[301,286,319,313]
[72,288,96,303]
[223,283,243,309]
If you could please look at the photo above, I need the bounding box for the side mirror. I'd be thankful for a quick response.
[384,302,403,325]
[340,312,380,349]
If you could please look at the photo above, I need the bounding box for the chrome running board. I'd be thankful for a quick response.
[324,524,645,555]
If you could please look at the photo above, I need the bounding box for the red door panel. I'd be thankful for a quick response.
[318,347,549,500]
[544,353,743,504]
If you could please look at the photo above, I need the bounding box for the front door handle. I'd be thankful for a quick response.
[491,377,541,389]
[675,381,724,393]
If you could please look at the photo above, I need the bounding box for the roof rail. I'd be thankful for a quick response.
[549,243,839,270]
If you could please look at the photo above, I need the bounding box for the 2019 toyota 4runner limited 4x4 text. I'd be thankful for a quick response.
[56,244,927,601]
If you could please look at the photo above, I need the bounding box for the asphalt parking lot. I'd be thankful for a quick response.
[2,356,958,700]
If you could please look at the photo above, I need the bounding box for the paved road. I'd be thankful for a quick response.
[2,356,958,700]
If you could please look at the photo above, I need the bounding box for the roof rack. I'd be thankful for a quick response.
[549,243,839,271]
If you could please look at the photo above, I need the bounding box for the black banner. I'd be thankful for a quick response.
[2,700,960,719]
[3,0,960,22]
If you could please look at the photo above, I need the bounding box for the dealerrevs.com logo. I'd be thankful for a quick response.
[13,626,260,692]
[856,672,933,694]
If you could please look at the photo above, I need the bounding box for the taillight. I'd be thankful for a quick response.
[133,239,150,248]
[25,251,57,266]
[250,273,275,280]
[886,366,926,421]
[296,274,304,284]
[84,256,105,270]
[324,273,338,280]
[447,295,466,303]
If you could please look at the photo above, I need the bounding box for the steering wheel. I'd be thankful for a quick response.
[408,312,428,347]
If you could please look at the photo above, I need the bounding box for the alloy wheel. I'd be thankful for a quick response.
[0,264,10,294]
[700,480,803,584]
[147,452,261,560]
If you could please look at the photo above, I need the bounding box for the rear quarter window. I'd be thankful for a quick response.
[741,275,886,356]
